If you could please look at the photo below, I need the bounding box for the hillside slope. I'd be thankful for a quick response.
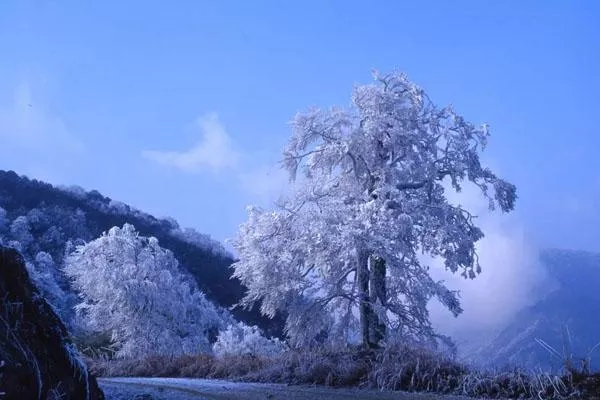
[0,169,283,337]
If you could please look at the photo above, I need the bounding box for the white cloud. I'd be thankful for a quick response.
[428,181,552,343]
[142,112,291,207]
[142,113,240,173]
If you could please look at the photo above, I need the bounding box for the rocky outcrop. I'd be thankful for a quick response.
[0,247,104,399]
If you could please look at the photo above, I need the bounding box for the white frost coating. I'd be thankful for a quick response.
[0,207,7,233]
[58,185,88,200]
[64,223,225,359]
[108,200,129,215]
[232,71,517,349]
[213,322,285,357]
[10,216,33,253]
[170,227,231,258]
[25,253,71,321]
[56,183,232,258]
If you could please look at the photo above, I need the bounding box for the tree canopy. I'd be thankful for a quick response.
[232,71,517,349]
[65,224,225,358]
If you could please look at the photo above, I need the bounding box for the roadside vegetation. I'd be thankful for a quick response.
[87,345,600,399]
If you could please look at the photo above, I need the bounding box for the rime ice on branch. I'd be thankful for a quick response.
[232,71,516,349]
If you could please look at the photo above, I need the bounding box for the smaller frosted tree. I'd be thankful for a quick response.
[0,207,7,233]
[10,216,34,254]
[26,252,71,321]
[65,223,223,358]
[0,207,7,246]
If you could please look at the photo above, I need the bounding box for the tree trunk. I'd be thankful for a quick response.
[369,255,387,346]
[357,248,373,348]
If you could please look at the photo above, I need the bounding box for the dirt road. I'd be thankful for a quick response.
[100,377,473,400]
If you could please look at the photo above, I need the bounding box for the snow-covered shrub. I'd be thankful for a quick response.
[65,223,226,359]
[213,322,285,357]
[25,252,71,322]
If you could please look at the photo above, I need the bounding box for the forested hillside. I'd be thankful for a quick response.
[0,169,283,337]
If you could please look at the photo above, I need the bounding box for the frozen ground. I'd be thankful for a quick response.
[99,377,475,400]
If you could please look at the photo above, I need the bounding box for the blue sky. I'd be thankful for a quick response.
[1,0,599,253]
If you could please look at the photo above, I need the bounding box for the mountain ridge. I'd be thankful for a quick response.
[2,169,597,368]
[0,169,284,337]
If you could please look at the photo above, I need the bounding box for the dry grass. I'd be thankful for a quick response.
[86,345,600,399]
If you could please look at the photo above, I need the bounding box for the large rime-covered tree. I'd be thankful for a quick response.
[65,223,223,358]
[232,71,516,349]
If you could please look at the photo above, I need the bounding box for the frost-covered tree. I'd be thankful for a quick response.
[0,208,7,246]
[10,216,34,254]
[65,223,224,358]
[232,71,517,349]
[26,208,47,228]
[25,252,72,321]
[0,207,7,234]
[108,200,129,215]
[171,227,230,257]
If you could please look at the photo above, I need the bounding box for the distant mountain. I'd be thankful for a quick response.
[470,249,600,371]
[0,169,283,337]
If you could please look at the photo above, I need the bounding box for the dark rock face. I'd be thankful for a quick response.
[0,247,104,399]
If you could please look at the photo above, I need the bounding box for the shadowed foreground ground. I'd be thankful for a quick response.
[100,377,475,400]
